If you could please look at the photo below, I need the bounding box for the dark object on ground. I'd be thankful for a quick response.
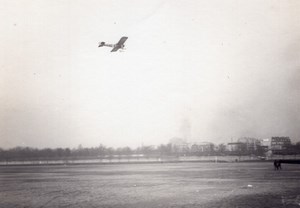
[274,160,282,170]
[278,159,300,164]
[274,159,300,170]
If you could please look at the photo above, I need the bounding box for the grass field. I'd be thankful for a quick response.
[1,162,300,208]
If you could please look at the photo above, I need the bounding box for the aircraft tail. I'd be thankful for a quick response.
[98,42,105,47]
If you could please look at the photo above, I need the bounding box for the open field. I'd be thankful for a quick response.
[1,162,300,208]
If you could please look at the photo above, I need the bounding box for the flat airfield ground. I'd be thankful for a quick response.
[1,162,300,208]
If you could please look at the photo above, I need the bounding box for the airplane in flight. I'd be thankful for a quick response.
[98,36,128,52]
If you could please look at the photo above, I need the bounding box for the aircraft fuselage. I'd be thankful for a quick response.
[101,43,115,48]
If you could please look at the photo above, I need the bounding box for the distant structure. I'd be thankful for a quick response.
[237,137,261,152]
[259,138,271,154]
[260,138,271,148]
[169,137,189,153]
[190,142,214,154]
[226,142,245,152]
[270,136,291,154]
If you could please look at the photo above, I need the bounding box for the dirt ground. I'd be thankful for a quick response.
[0,162,300,208]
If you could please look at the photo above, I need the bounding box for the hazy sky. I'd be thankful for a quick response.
[1,0,300,148]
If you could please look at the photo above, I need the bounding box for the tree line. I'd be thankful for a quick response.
[1,142,300,162]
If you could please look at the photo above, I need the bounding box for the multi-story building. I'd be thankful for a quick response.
[270,137,291,153]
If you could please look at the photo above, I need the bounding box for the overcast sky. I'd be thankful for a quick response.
[1,0,300,148]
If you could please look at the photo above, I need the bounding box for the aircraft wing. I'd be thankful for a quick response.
[110,37,128,52]
[116,37,128,45]
[111,45,121,52]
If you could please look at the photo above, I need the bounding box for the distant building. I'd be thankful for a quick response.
[260,138,271,148]
[190,142,214,154]
[169,137,189,153]
[237,137,261,152]
[227,142,246,153]
[258,138,271,154]
[271,137,291,153]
